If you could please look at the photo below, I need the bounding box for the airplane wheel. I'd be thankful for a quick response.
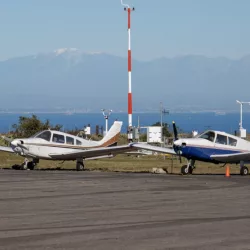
[240,166,249,176]
[181,165,189,175]
[76,162,84,171]
[27,162,35,170]
[12,164,21,170]
[21,164,28,170]
[189,167,194,174]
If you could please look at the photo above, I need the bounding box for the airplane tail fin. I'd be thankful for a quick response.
[98,121,122,147]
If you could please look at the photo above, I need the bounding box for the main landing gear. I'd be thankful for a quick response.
[240,161,249,176]
[181,159,195,175]
[13,158,39,170]
[76,158,85,171]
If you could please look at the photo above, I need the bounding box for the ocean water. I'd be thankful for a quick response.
[0,112,248,134]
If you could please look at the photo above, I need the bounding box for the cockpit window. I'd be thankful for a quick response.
[199,131,215,142]
[76,139,82,145]
[30,131,43,138]
[66,136,74,145]
[228,137,237,147]
[36,131,51,142]
[52,133,65,144]
[215,134,227,145]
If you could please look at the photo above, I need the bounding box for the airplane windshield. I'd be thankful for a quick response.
[199,131,215,142]
[36,131,51,142]
[30,131,43,138]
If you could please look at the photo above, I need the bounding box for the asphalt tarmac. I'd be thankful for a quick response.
[0,170,250,250]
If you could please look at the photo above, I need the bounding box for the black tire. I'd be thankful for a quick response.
[27,162,35,170]
[240,166,249,176]
[12,164,21,170]
[181,165,189,175]
[189,167,194,174]
[76,162,84,171]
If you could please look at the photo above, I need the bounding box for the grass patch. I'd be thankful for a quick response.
[0,152,244,175]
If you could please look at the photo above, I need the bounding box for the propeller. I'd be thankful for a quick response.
[172,121,178,141]
[172,121,182,163]
[1,135,13,143]
[1,135,13,147]
[1,135,28,152]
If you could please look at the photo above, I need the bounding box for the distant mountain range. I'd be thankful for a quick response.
[1,48,250,112]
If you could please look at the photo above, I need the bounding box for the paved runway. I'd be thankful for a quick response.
[0,170,250,250]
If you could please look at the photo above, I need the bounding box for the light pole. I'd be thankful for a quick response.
[160,102,169,127]
[236,100,250,129]
[101,109,112,135]
[120,0,135,142]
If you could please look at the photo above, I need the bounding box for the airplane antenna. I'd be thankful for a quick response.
[101,109,112,136]
[121,0,135,143]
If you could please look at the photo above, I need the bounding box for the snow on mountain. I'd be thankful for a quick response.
[54,48,79,55]
[1,51,250,111]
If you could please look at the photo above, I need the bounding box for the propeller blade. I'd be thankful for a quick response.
[172,121,178,141]
[1,135,13,143]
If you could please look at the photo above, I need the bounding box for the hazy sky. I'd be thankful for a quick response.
[1,0,250,61]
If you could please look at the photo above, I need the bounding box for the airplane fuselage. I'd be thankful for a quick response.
[174,131,250,164]
[10,130,108,160]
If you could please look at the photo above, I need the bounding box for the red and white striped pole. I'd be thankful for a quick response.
[121,1,135,142]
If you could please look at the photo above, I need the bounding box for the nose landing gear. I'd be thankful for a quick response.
[13,158,39,170]
[181,159,195,175]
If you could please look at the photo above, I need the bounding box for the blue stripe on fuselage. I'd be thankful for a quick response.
[180,146,242,163]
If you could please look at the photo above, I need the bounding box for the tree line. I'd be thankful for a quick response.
[9,115,174,140]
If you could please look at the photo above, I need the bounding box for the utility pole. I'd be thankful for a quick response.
[160,102,163,128]
[160,102,169,127]
[121,0,135,142]
[101,109,112,135]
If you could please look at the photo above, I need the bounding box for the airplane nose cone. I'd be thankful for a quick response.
[11,139,18,147]
[173,139,182,147]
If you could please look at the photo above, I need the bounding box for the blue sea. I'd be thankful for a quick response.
[0,112,248,134]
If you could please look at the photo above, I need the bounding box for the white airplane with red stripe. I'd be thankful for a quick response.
[0,121,172,171]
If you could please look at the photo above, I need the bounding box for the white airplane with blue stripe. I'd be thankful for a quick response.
[168,122,250,176]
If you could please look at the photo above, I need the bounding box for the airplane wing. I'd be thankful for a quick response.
[49,143,176,160]
[0,146,14,153]
[49,145,135,160]
[211,152,250,163]
[131,143,176,155]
